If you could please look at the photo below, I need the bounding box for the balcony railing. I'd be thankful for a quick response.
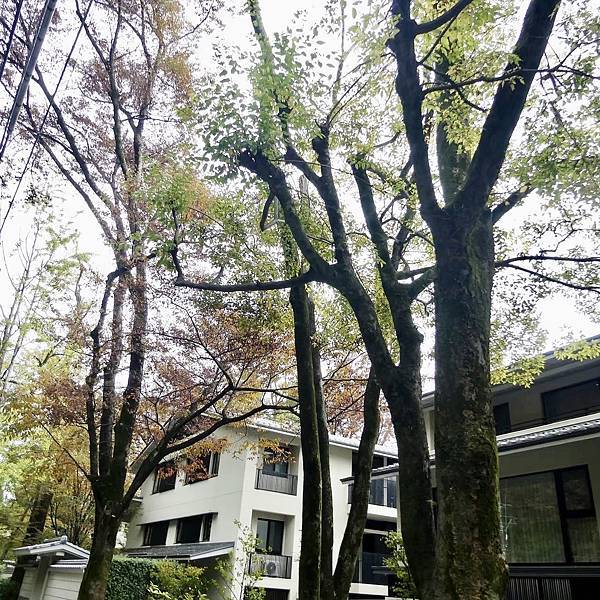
[348,476,397,508]
[255,469,298,495]
[353,551,388,586]
[248,553,292,579]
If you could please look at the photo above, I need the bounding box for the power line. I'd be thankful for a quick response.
[0,0,94,238]
[0,0,25,86]
[0,0,59,162]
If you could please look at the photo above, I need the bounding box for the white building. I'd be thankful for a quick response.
[124,423,399,600]
[124,344,600,600]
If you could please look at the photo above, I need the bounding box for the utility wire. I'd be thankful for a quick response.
[0,0,94,238]
[0,0,59,162]
[0,0,25,86]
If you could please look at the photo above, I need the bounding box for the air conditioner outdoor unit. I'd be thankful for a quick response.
[265,561,278,576]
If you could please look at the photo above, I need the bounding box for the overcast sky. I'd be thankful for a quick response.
[0,0,596,375]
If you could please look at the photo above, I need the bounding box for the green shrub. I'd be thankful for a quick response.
[106,556,211,600]
[0,579,18,600]
[150,560,209,600]
[106,557,156,600]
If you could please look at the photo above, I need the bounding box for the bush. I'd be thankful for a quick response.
[106,556,211,600]
[0,579,18,600]
[106,557,156,600]
[150,560,209,600]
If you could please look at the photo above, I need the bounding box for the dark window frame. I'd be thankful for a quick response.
[542,378,600,424]
[500,464,600,565]
[175,513,214,544]
[184,453,220,485]
[143,520,169,546]
[152,460,177,494]
[262,448,290,478]
[256,517,284,555]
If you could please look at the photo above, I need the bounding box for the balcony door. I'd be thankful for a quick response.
[257,518,284,555]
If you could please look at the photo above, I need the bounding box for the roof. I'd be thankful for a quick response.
[14,536,89,560]
[248,418,397,457]
[124,541,234,561]
[49,559,88,571]
[422,335,600,408]
[131,417,397,472]
[341,415,600,483]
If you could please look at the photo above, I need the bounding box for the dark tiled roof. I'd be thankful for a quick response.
[124,541,234,560]
[497,418,600,452]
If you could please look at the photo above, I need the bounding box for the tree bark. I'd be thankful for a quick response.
[333,371,380,599]
[431,213,506,600]
[77,501,121,600]
[290,283,322,600]
[309,299,335,600]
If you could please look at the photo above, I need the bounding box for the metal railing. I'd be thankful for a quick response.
[255,469,298,495]
[353,551,388,586]
[348,476,397,508]
[248,553,293,579]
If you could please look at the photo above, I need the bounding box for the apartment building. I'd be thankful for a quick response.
[124,422,399,600]
[125,344,600,600]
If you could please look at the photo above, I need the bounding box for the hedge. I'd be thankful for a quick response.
[105,556,209,600]
[106,557,156,600]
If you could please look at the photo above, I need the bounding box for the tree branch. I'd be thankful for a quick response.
[415,0,475,35]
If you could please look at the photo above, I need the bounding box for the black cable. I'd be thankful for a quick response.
[0,0,25,86]
[0,0,94,238]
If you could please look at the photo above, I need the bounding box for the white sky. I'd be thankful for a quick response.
[0,0,597,372]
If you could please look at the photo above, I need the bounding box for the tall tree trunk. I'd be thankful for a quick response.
[309,299,335,600]
[332,371,380,599]
[431,214,506,600]
[77,502,121,600]
[290,283,322,600]
[9,489,52,600]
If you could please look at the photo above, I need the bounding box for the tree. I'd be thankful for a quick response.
[178,0,598,597]
[1,1,295,598]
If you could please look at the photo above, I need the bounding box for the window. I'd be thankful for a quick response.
[256,518,284,555]
[152,461,177,494]
[176,514,214,543]
[143,521,169,546]
[185,453,220,485]
[542,379,600,423]
[500,466,600,564]
[493,403,511,435]
[262,449,289,477]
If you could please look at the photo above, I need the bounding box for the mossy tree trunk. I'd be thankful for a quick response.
[390,0,562,597]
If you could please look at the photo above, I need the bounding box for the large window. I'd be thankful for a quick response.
[152,461,177,494]
[500,466,600,564]
[256,518,284,555]
[176,514,213,543]
[543,379,600,423]
[185,453,220,485]
[143,521,169,546]
[262,448,289,477]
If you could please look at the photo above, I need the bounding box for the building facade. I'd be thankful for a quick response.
[124,423,399,600]
[125,348,600,600]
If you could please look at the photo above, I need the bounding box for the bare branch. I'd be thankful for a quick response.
[415,0,475,35]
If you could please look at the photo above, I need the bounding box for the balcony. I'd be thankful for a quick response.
[248,553,293,579]
[348,476,396,508]
[353,551,388,586]
[255,469,298,495]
